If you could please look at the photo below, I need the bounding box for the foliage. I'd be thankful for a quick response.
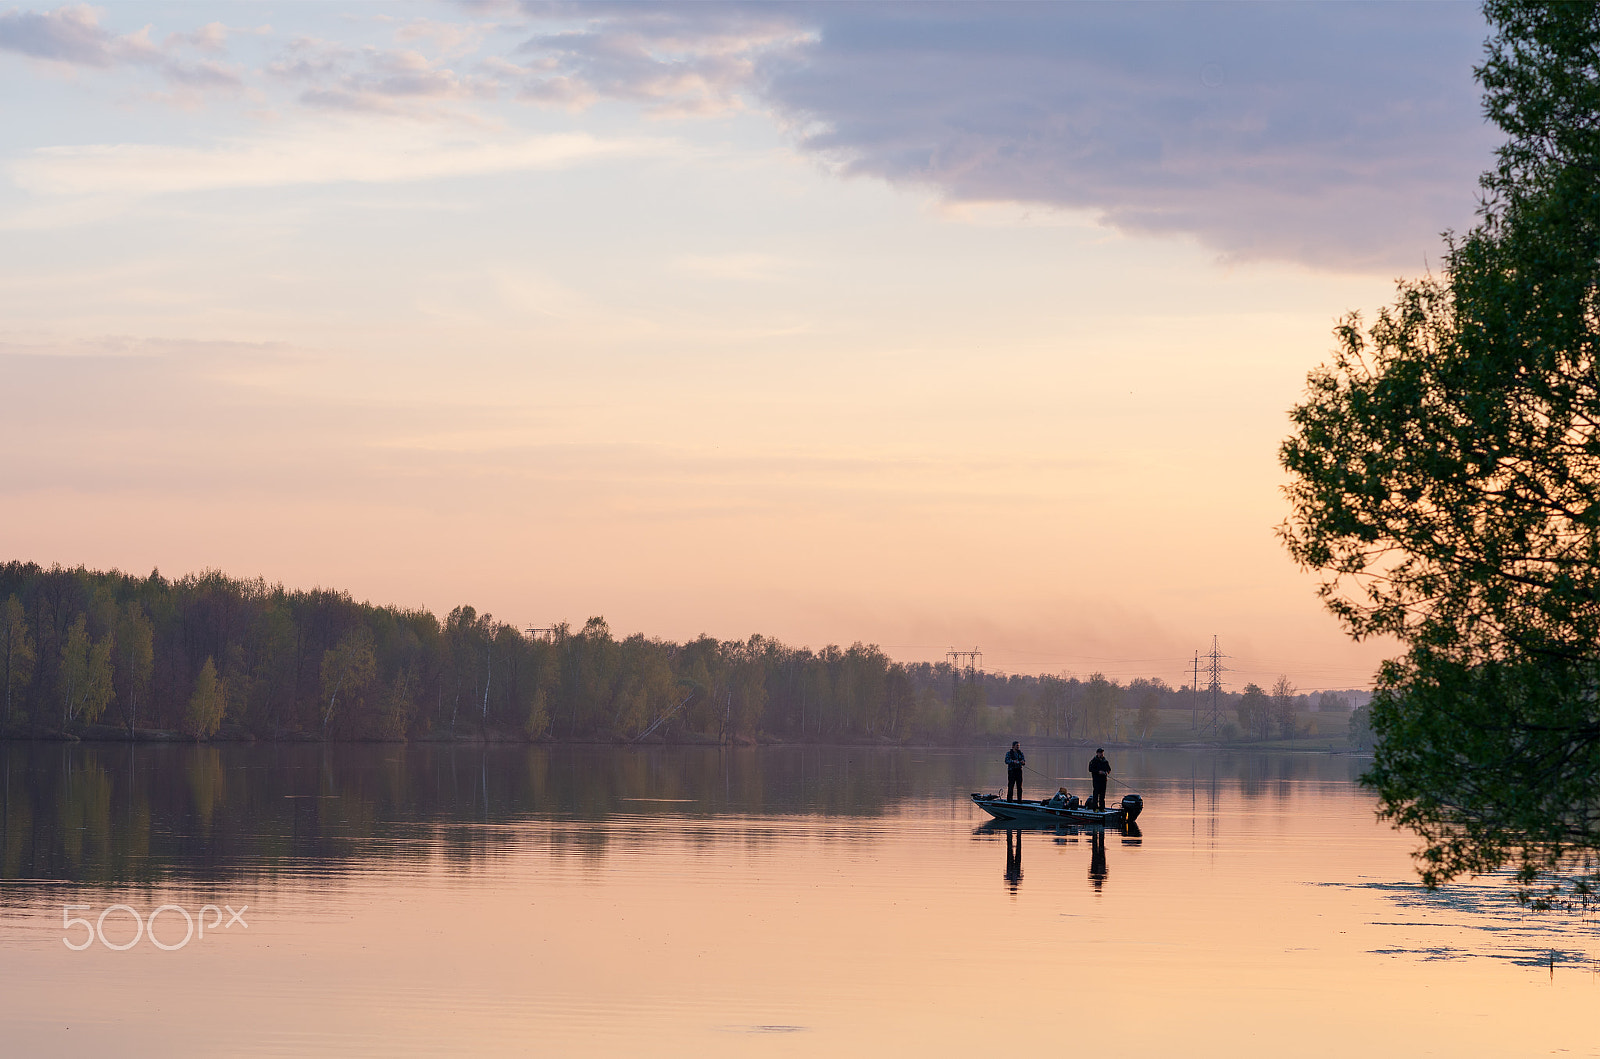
[59,615,113,727]
[1347,705,1376,752]
[184,658,226,739]
[0,561,1126,745]
[1083,672,1120,739]
[1129,677,1165,739]
[1,594,35,723]
[0,563,1342,751]
[115,603,153,732]
[1236,683,1272,741]
[321,627,377,736]
[1280,1,1600,894]
[1270,675,1298,737]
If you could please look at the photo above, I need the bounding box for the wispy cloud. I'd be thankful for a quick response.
[10,126,671,197]
[392,17,495,59]
[0,4,154,66]
[0,4,244,89]
[0,2,1501,269]
[267,35,499,115]
[508,5,814,116]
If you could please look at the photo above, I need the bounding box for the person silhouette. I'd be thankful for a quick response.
[1004,828,1023,893]
[1005,741,1026,801]
[1088,829,1108,891]
[1089,748,1111,810]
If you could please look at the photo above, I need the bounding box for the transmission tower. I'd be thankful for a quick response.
[946,647,983,726]
[1201,635,1229,735]
[945,648,983,687]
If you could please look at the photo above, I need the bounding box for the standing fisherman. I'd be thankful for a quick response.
[1005,741,1026,801]
[1089,748,1111,810]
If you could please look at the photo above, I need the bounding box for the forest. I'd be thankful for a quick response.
[0,562,1348,744]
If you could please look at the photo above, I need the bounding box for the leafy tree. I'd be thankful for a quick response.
[1348,705,1376,752]
[115,602,154,732]
[59,615,113,727]
[1083,672,1120,739]
[376,667,418,741]
[1280,1,1600,895]
[1270,675,1298,738]
[883,664,915,739]
[184,657,226,739]
[1,594,35,723]
[1236,683,1271,741]
[321,627,376,736]
[726,637,772,740]
[524,688,552,739]
[247,602,298,736]
[1129,677,1165,739]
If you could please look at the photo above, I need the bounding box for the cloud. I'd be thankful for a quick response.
[512,1,1500,270]
[0,5,243,91]
[9,125,670,197]
[165,20,228,55]
[267,35,498,114]
[772,3,1498,269]
[393,17,494,59]
[509,5,814,116]
[0,4,155,66]
[1,2,1503,269]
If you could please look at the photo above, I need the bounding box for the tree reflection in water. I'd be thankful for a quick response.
[0,743,955,887]
[4,742,1350,891]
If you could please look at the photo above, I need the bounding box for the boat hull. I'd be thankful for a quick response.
[971,793,1142,826]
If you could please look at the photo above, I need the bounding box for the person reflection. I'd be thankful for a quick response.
[1088,829,1108,891]
[1004,828,1023,893]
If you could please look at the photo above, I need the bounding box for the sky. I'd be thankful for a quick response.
[0,1,1501,692]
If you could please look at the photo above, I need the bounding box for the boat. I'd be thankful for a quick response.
[970,791,1143,826]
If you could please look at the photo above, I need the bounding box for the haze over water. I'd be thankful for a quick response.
[0,744,1592,1056]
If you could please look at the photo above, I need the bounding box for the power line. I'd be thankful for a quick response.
[1191,650,1200,732]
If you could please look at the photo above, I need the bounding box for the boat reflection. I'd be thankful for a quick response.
[974,820,1141,892]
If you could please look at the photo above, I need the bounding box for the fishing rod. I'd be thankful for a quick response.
[1024,761,1141,796]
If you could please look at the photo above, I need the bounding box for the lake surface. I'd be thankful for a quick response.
[0,743,1594,1056]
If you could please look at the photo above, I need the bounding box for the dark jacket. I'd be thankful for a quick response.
[1089,754,1110,778]
[1005,748,1025,770]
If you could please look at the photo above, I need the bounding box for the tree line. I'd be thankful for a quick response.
[0,562,1299,745]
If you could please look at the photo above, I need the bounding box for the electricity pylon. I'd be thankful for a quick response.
[1201,635,1228,736]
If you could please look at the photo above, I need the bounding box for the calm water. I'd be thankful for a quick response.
[0,743,1594,1056]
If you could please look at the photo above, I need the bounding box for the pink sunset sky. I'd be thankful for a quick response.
[0,2,1500,691]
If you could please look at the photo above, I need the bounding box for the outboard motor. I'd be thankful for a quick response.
[1120,794,1144,821]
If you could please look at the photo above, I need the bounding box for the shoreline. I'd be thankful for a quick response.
[0,728,1366,755]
